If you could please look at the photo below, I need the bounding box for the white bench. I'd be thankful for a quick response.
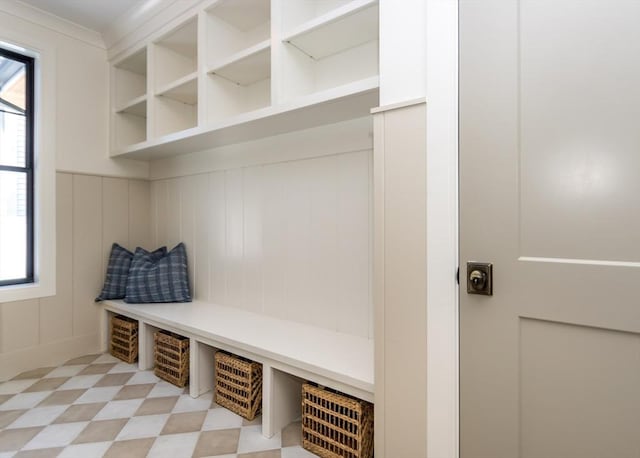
[100,300,374,438]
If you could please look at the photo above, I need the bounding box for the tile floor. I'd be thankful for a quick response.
[0,353,317,458]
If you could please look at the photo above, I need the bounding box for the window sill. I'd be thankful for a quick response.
[0,281,55,303]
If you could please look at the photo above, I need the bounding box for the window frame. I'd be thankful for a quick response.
[0,46,35,287]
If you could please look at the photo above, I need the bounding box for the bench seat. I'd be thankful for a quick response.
[100,299,374,437]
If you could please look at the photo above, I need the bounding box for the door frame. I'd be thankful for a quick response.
[425,0,459,456]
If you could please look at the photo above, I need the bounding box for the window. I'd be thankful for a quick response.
[0,47,34,286]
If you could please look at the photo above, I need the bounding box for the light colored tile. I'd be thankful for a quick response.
[72,418,128,444]
[280,446,317,458]
[114,384,154,400]
[12,368,55,381]
[104,437,154,458]
[58,441,112,458]
[53,403,106,424]
[116,414,169,441]
[0,380,38,395]
[237,426,281,454]
[92,353,121,365]
[6,405,67,429]
[23,378,70,393]
[77,364,117,376]
[161,411,206,435]
[0,392,51,411]
[94,399,144,421]
[44,366,87,379]
[93,372,134,387]
[109,362,139,374]
[147,431,199,458]
[0,427,44,453]
[193,429,241,457]
[22,422,88,450]
[58,375,103,390]
[202,408,244,431]
[172,393,213,413]
[134,396,179,416]
[147,381,185,398]
[0,410,27,429]
[74,387,120,404]
[37,390,85,407]
[126,371,159,385]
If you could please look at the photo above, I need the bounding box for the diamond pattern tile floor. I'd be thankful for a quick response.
[0,354,317,457]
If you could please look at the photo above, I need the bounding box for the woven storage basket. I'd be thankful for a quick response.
[214,351,262,421]
[302,384,374,458]
[110,315,138,364]
[154,330,189,387]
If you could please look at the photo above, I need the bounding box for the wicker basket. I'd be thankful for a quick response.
[154,330,189,387]
[302,384,374,458]
[214,351,262,421]
[110,315,138,363]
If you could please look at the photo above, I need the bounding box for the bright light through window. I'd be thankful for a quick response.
[0,48,33,286]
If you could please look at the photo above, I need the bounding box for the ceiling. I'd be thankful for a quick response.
[18,0,141,33]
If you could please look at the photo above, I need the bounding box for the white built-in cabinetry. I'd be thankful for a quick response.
[110,0,379,159]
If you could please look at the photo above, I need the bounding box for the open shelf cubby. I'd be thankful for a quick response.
[113,48,148,148]
[205,0,271,122]
[154,17,198,90]
[153,17,198,137]
[279,0,379,102]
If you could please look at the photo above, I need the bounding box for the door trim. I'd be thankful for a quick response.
[425,0,459,456]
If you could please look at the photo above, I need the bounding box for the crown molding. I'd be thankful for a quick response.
[103,0,203,60]
[1,0,105,49]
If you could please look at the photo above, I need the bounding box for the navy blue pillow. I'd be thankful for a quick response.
[96,245,167,302]
[95,243,133,302]
[124,243,191,303]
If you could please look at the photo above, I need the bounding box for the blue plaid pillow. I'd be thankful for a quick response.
[124,243,191,303]
[95,243,133,301]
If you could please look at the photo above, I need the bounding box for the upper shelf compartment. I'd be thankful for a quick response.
[282,0,379,60]
[154,17,198,89]
[205,0,270,63]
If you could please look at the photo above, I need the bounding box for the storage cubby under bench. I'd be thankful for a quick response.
[100,299,373,438]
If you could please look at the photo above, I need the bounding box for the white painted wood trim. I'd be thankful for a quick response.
[370,97,426,114]
[0,0,104,48]
[425,0,459,457]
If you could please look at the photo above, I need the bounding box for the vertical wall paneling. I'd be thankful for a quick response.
[0,172,152,381]
[166,179,181,249]
[180,176,197,295]
[336,151,372,337]
[72,175,103,337]
[102,178,130,280]
[225,169,245,309]
[307,156,338,331]
[243,167,264,314]
[209,172,226,304]
[193,174,210,300]
[1,300,40,352]
[151,150,373,338]
[40,173,73,344]
[261,162,287,319]
[129,179,152,249]
[283,160,312,326]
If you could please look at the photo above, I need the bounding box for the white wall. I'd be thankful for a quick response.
[0,172,151,381]
[0,3,148,179]
[149,119,374,339]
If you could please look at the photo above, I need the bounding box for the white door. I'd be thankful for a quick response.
[459,1,640,457]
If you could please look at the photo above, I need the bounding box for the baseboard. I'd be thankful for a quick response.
[0,333,100,381]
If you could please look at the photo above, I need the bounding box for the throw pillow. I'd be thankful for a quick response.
[95,243,133,302]
[124,243,191,303]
